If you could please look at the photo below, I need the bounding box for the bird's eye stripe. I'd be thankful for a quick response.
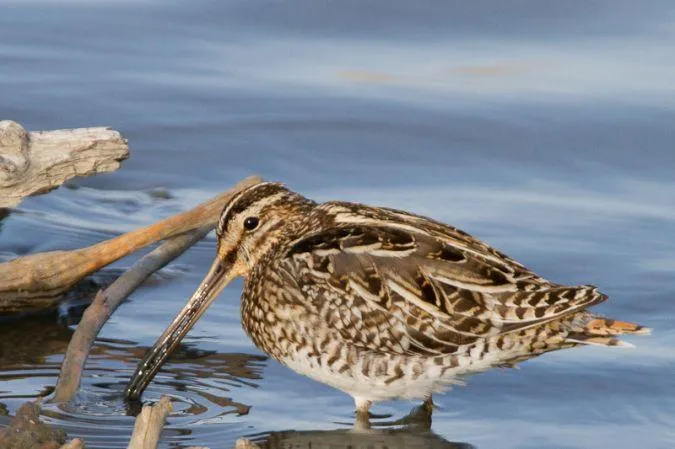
[229,184,286,217]
[217,183,286,236]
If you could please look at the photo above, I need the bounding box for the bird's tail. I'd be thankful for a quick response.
[566,316,651,347]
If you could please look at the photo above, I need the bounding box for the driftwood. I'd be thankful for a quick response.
[127,396,173,449]
[0,175,262,314]
[0,120,129,208]
[0,174,260,447]
[0,120,262,447]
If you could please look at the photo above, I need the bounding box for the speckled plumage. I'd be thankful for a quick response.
[127,182,649,415]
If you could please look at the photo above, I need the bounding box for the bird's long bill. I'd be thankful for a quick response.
[124,258,234,400]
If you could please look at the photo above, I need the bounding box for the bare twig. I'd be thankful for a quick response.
[0,175,262,314]
[0,120,129,208]
[51,225,212,403]
[127,396,172,449]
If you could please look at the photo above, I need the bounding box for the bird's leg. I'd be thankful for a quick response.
[354,397,372,430]
[355,397,372,415]
[422,394,435,413]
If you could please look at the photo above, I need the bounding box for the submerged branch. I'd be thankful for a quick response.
[51,225,212,403]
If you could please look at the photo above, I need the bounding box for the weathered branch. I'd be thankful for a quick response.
[127,396,172,449]
[51,225,212,403]
[0,120,129,208]
[0,175,262,314]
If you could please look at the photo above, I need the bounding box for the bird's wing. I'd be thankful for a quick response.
[261,204,606,356]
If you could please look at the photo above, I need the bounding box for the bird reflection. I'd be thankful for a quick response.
[256,429,474,449]
[253,415,473,449]
[248,398,475,449]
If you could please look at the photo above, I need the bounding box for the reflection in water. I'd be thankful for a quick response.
[249,398,475,449]
[0,315,478,448]
[255,428,475,449]
[0,315,481,448]
[0,316,267,448]
[0,316,73,369]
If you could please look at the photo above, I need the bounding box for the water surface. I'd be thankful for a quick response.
[1,1,674,448]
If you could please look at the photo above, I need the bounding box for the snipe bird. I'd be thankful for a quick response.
[126,182,648,417]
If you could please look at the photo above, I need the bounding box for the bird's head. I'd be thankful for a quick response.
[214,181,314,279]
[125,181,314,399]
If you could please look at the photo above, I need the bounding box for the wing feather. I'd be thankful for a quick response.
[260,206,606,356]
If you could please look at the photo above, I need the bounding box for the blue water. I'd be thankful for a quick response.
[1,1,674,448]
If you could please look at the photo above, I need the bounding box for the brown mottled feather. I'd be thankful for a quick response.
[249,203,607,358]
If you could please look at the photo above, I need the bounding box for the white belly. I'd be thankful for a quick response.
[277,342,520,403]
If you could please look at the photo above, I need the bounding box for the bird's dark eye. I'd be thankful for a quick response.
[243,216,259,231]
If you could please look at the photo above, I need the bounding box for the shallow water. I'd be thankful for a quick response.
[1,1,674,448]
